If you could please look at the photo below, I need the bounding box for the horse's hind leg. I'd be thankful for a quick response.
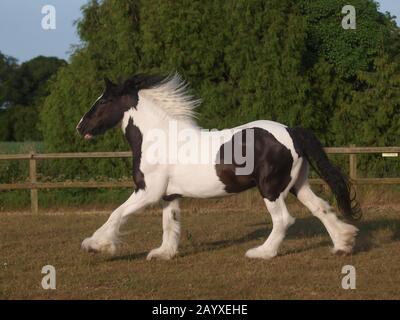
[147,199,181,260]
[293,162,358,254]
[246,195,295,259]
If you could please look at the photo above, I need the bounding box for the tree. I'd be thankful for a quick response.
[299,0,393,78]
[0,54,66,141]
[333,53,400,177]
[0,51,17,109]
[39,0,400,179]
[40,0,143,178]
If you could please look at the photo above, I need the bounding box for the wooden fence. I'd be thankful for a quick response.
[0,146,399,214]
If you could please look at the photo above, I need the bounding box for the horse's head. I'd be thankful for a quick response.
[76,78,138,140]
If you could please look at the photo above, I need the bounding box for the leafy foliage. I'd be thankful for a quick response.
[0,54,66,141]
[11,0,400,181]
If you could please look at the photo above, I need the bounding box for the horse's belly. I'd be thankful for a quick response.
[166,164,227,198]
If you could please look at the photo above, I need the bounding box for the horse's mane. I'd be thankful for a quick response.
[132,73,201,122]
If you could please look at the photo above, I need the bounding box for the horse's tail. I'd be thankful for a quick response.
[289,127,362,220]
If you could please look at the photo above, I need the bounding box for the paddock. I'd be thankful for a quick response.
[1,147,399,299]
[0,193,399,300]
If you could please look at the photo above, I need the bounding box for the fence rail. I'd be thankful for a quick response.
[0,147,399,214]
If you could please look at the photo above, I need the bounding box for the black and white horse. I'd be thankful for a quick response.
[76,74,361,260]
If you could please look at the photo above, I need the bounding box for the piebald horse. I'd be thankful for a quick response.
[76,74,361,260]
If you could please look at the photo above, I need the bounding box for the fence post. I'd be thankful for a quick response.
[29,151,38,214]
[349,144,357,183]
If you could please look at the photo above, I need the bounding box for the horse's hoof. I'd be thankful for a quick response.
[245,247,276,260]
[81,237,116,255]
[334,249,351,256]
[87,247,100,254]
[147,248,175,260]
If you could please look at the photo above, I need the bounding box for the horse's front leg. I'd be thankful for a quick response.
[147,199,181,260]
[81,175,166,254]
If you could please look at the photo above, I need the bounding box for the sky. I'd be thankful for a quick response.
[0,0,399,63]
[0,0,86,62]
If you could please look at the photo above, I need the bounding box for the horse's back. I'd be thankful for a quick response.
[235,120,298,159]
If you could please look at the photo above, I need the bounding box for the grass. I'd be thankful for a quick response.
[0,141,45,154]
[0,196,399,300]
[0,142,399,298]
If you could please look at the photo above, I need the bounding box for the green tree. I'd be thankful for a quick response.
[0,52,17,107]
[39,0,400,179]
[0,54,66,141]
[40,0,143,178]
[299,0,392,78]
[334,54,400,147]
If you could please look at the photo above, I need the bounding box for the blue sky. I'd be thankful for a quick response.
[0,0,399,63]
[377,0,400,23]
[0,0,86,62]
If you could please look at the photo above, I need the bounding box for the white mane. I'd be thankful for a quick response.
[138,73,201,122]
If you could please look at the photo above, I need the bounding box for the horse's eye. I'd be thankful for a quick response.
[99,99,107,105]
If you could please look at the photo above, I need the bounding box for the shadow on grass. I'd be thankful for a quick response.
[107,216,400,261]
[179,217,329,257]
[184,216,400,257]
[106,251,148,262]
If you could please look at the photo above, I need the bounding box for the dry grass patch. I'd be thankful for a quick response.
[0,202,399,299]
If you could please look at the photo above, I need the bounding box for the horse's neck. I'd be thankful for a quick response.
[121,100,200,140]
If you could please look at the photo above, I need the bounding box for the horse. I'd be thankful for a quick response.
[76,73,361,260]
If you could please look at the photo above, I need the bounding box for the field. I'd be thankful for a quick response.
[1,192,399,300]
[0,141,45,154]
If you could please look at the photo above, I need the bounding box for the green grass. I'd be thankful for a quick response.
[0,201,399,299]
[0,141,45,154]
